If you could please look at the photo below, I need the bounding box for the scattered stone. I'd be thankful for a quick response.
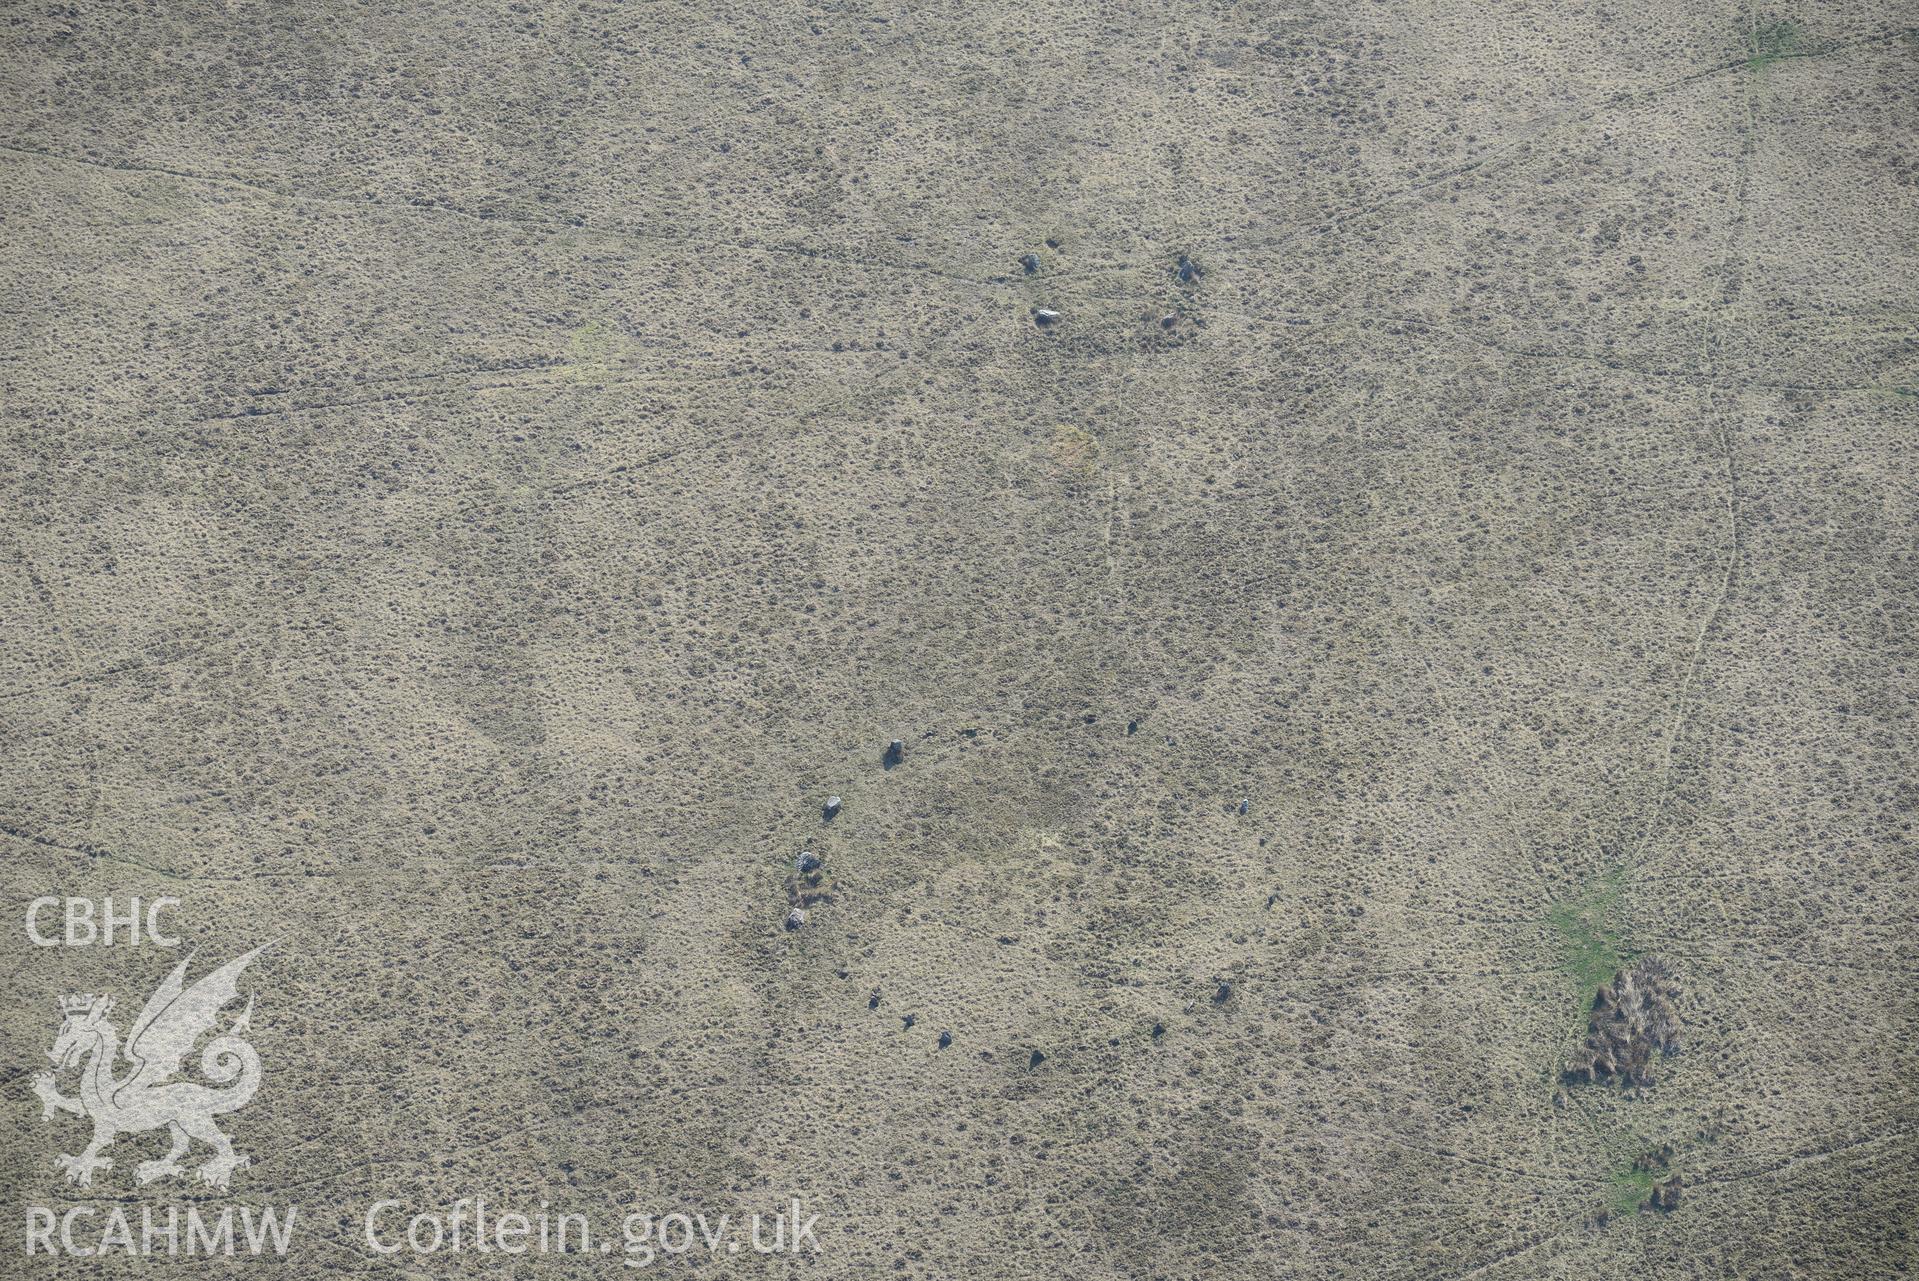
[1563,958,1682,1087]
[1238,797,1250,815]
[1213,981,1233,1004]
[1150,1021,1165,1040]
[1020,253,1040,274]
[784,909,807,931]
[823,795,842,820]
[938,1030,953,1049]
[1126,720,1139,735]
[788,849,835,909]
[902,1013,916,1030]
[1176,254,1202,283]
[1033,309,1061,328]
[1028,1050,1046,1069]
[868,989,881,1009]
[883,739,904,769]
[1160,313,1179,329]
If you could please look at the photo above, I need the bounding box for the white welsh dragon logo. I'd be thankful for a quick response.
[32,945,268,1189]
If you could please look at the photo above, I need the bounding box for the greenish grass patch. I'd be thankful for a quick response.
[1546,868,1631,996]
[1541,870,1635,1091]
[1746,20,1801,70]
[1606,1162,1658,1216]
